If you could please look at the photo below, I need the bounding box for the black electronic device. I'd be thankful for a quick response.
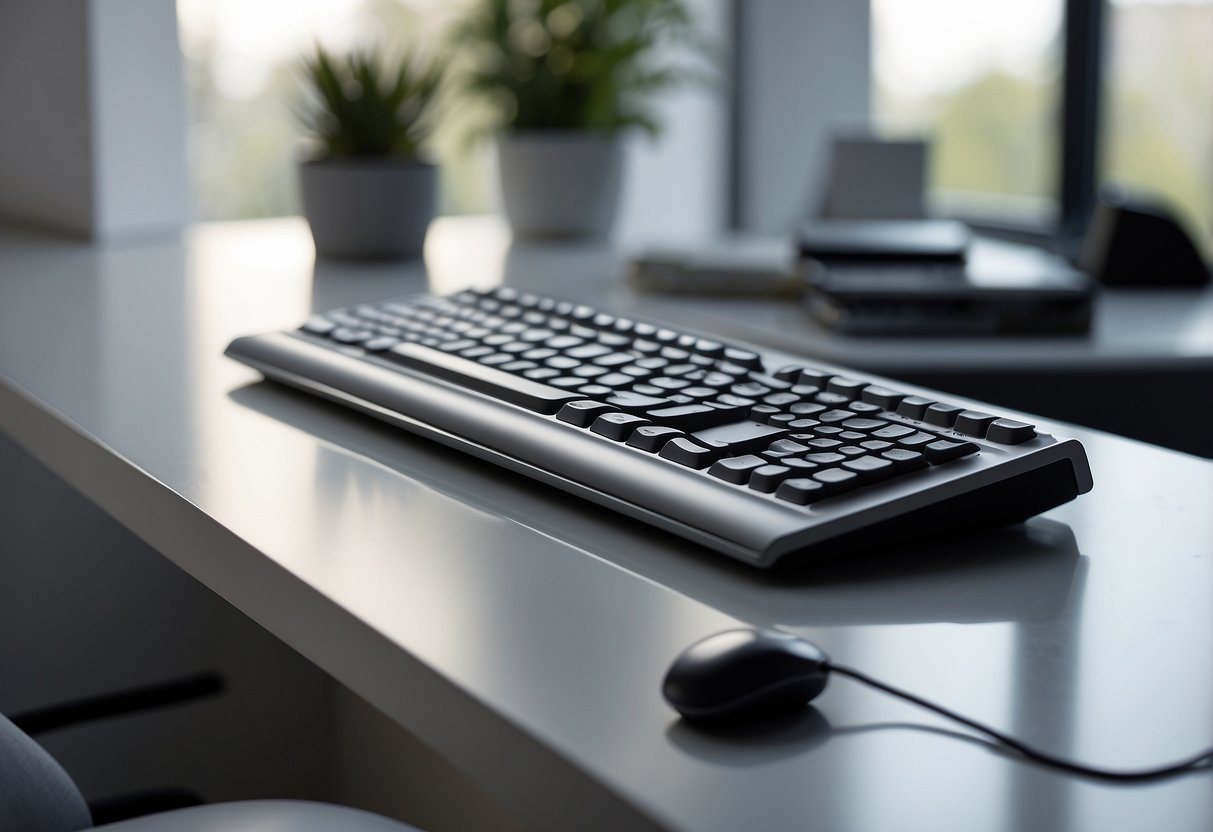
[802,238,1095,335]
[226,287,1093,570]
[799,219,970,263]
[1080,191,1211,287]
[663,628,1213,781]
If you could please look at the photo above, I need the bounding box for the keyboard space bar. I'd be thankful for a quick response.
[386,342,581,414]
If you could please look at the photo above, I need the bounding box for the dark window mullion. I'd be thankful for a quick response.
[1059,0,1106,247]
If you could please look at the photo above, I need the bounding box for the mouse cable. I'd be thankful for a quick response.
[825,662,1213,782]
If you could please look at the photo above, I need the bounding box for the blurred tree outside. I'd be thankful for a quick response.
[873,0,1212,255]
[1102,1,1213,256]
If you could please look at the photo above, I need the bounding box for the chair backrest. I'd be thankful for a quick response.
[0,713,92,832]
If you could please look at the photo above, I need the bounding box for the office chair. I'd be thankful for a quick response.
[1,708,424,832]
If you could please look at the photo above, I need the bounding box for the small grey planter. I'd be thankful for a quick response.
[497,132,624,239]
[300,159,436,260]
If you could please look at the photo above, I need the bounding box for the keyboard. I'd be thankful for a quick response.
[225,287,1093,569]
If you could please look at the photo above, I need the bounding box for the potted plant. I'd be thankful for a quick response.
[454,0,710,239]
[297,45,443,260]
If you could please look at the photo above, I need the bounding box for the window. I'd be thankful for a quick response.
[1101,0,1213,256]
[871,0,1213,258]
[871,0,1065,228]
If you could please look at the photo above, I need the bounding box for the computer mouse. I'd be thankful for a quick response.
[662,628,831,723]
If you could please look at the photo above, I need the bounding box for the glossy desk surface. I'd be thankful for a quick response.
[1,218,1211,831]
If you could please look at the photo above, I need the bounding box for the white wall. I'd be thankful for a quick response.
[615,0,731,245]
[737,0,871,232]
[0,0,188,239]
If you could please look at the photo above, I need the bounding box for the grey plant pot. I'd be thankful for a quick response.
[299,158,437,260]
[497,131,624,239]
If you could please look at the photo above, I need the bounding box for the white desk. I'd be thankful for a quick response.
[1,218,1211,831]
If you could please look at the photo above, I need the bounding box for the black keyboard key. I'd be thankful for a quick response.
[723,348,763,370]
[749,465,792,493]
[619,365,655,379]
[302,316,337,335]
[924,439,979,464]
[796,368,834,387]
[790,402,826,416]
[579,384,612,397]
[818,409,855,424]
[806,438,842,450]
[896,432,936,451]
[987,418,1037,444]
[812,467,861,496]
[872,424,914,440]
[838,445,867,458]
[659,437,716,469]
[841,455,896,483]
[546,356,581,370]
[773,366,804,381]
[764,392,801,408]
[590,412,651,441]
[626,425,684,452]
[593,352,635,367]
[551,376,588,389]
[841,418,887,432]
[557,400,617,427]
[501,360,538,373]
[781,457,819,473]
[953,411,998,437]
[567,343,612,359]
[861,385,906,409]
[897,396,935,419]
[524,367,561,381]
[924,403,964,427]
[596,373,635,388]
[693,421,787,456]
[598,333,631,347]
[647,403,746,431]
[775,477,827,505]
[860,439,894,452]
[881,448,928,473]
[635,356,669,370]
[708,455,767,484]
[826,377,867,398]
[847,402,883,416]
[603,391,672,412]
[746,373,793,391]
[363,336,401,351]
[806,452,845,466]
[388,342,582,414]
[765,439,811,457]
[545,335,584,350]
[332,327,376,344]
